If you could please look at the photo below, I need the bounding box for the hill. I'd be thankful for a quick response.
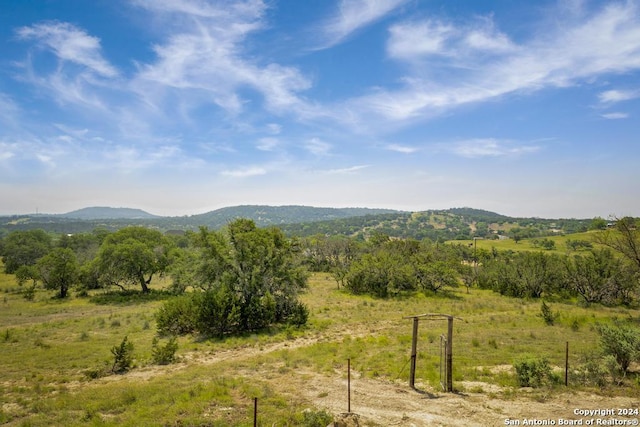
[183,205,399,228]
[0,205,595,239]
[61,207,160,220]
[0,205,402,235]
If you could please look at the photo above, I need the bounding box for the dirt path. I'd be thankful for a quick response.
[98,324,640,426]
[289,371,640,426]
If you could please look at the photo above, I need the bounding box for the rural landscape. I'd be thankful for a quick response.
[2,1,640,425]
[1,206,640,426]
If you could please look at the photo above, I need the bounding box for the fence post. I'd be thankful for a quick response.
[446,316,453,392]
[347,358,351,413]
[253,397,258,427]
[409,317,418,388]
[565,341,569,386]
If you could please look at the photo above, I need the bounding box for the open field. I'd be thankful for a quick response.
[1,271,640,426]
[456,231,601,255]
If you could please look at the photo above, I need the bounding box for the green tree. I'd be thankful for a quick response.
[111,336,134,373]
[35,247,80,298]
[345,249,415,297]
[479,251,562,298]
[161,219,309,336]
[0,230,52,274]
[594,217,640,272]
[564,249,632,305]
[415,260,459,294]
[589,217,608,231]
[96,227,172,293]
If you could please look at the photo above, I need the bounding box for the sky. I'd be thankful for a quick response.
[1,0,639,218]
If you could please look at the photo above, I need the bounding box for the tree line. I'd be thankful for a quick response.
[298,218,640,306]
[0,219,308,336]
[1,217,639,337]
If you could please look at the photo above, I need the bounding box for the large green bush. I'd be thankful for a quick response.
[156,295,199,335]
[596,323,640,373]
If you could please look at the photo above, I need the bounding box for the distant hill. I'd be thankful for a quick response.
[183,205,400,228]
[0,204,594,240]
[61,207,160,220]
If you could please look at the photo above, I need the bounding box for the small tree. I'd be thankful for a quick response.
[151,336,178,365]
[538,301,558,326]
[111,336,134,373]
[35,248,80,298]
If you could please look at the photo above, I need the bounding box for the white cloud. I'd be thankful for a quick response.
[305,137,331,156]
[601,112,629,119]
[598,89,640,104]
[463,18,516,53]
[221,166,267,177]
[317,0,408,49]
[0,142,18,161]
[347,2,640,125]
[386,143,418,153]
[17,21,118,78]
[15,22,119,112]
[132,0,264,19]
[132,0,311,117]
[325,165,369,174]
[387,20,455,59]
[256,137,279,151]
[387,15,515,61]
[449,139,540,158]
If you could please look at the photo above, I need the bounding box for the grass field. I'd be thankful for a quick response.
[454,231,601,255]
[1,268,638,426]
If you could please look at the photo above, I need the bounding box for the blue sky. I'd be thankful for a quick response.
[1,0,639,218]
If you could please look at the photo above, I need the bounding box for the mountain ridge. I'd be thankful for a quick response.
[0,205,596,239]
[60,207,161,220]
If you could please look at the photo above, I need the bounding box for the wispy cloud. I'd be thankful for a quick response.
[345,2,640,127]
[387,16,515,61]
[132,0,311,117]
[305,137,332,156]
[221,166,267,177]
[15,21,119,111]
[316,0,408,49]
[601,112,629,119]
[0,93,21,128]
[386,143,418,153]
[16,21,118,78]
[256,137,280,151]
[449,139,540,158]
[598,89,640,104]
[325,165,369,174]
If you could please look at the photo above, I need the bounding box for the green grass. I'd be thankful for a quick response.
[1,268,639,425]
[455,231,603,255]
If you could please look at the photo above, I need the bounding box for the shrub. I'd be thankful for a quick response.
[300,409,334,427]
[514,356,552,387]
[151,336,178,365]
[111,336,134,374]
[156,295,198,335]
[286,302,309,327]
[539,301,559,326]
[572,353,616,387]
[596,323,640,373]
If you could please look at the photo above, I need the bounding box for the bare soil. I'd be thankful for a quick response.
[100,328,640,426]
